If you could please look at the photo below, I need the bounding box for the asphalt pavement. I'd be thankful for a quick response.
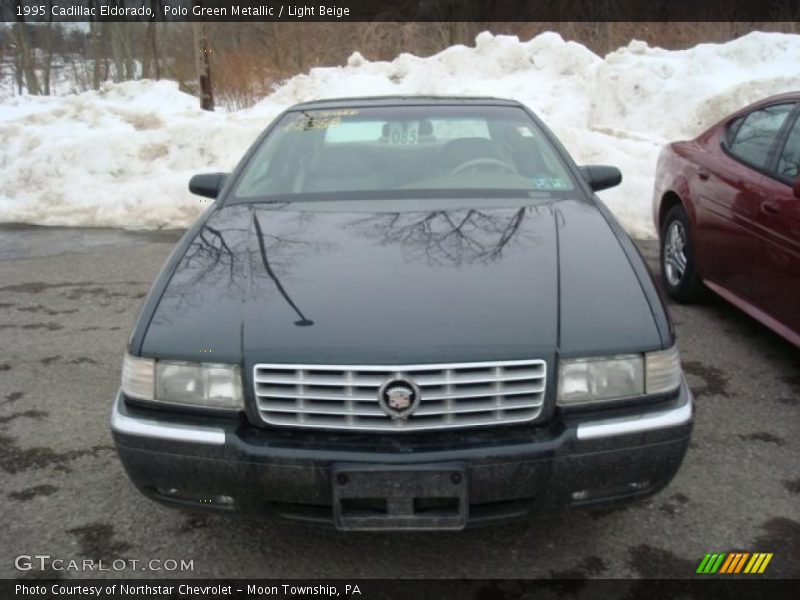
[0,224,798,579]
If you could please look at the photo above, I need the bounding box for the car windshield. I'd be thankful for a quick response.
[233,104,576,201]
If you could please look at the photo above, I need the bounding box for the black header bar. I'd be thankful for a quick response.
[4,0,800,23]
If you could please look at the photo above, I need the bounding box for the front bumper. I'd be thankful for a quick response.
[111,381,693,528]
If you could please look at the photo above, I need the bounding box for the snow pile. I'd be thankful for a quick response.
[590,35,800,140]
[0,81,258,229]
[1,31,799,237]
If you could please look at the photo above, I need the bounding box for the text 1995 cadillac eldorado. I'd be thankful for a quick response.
[112,96,693,530]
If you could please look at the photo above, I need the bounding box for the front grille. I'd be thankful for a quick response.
[252,360,546,432]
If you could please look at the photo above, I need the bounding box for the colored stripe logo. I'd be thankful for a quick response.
[696,552,773,574]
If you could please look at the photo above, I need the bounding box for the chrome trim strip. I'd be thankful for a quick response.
[110,392,226,445]
[576,384,693,440]
[260,411,542,432]
[254,373,539,386]
[255,359,544,371]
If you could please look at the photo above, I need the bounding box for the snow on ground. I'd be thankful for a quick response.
[1,31,799,237]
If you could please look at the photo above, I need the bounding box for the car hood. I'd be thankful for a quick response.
[140,198,663,365]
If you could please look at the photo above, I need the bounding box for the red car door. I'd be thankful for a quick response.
[690,140,760,298]
[695,103,797,302]
[751,112,800,342]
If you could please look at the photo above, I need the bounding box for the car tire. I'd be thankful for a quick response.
[660,205,701,302]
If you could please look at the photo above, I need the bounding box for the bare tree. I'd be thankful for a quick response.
[41,1,57,95]
[86,0,107,90]
[109,21,136,82]
[12,16,41,95]
[142,0,162,79]
[4,18,798,104]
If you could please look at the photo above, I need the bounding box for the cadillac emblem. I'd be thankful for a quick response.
[378,379,420,419]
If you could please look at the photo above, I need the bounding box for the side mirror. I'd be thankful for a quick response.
[579,165,622,192]
[189,172,229,199]
[794,175,800,199]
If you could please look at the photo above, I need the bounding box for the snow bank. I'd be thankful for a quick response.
[1,31,799,237]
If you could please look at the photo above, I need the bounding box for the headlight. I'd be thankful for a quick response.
[121,354,243,410]
[558,354,644,406]
[557,346,681,406]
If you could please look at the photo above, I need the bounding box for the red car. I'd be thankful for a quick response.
[653,92,800,347]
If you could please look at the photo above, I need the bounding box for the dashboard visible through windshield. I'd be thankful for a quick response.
[234,104,577,201]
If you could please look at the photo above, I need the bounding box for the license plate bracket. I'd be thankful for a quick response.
[332,463,468,531]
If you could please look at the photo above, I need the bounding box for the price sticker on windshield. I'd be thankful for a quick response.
[386,122,419,145]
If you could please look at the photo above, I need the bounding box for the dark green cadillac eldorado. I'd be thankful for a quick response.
[112,96,693,530]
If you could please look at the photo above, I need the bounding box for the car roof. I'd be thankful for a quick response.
[289,95,525,110]
[737,91,800,114]
[699,91,800,137]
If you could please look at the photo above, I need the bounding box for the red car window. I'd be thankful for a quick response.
[776,116,800,181]
[727,103,795,168]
